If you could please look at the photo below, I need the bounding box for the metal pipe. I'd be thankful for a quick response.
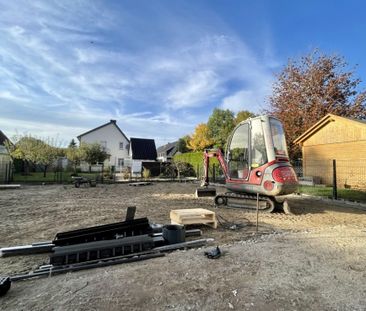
[10,252,165,282]
[333,159,338,200]
[256,193,259,233]
[153,238,214,252]
[0,243,55,257]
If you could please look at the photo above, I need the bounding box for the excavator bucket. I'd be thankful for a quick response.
[195,187,217,198]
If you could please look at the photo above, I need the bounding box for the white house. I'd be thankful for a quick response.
[77,120,130,169]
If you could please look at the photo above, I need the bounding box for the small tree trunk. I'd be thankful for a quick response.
[24,161,30,175]
[43,165,48,177]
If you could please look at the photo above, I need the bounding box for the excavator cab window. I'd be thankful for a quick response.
[227,123,250,179]
[250,119,268,168]
[269,118,288,158]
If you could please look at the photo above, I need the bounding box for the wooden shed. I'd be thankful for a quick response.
[294,114,366,189]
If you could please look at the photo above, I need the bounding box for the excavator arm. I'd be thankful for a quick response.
[202,149,229,186]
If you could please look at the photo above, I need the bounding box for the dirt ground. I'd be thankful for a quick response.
[1,182,366,310]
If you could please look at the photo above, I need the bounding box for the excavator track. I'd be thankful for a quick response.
[214,192,276,213]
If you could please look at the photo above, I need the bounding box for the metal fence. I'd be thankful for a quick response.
[0,157,13,184]
[195,163,226,184]
[293,159,366,190]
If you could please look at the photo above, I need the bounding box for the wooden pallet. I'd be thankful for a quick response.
[170,208,217,228]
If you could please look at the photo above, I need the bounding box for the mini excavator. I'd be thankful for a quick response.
[196,115,298,213]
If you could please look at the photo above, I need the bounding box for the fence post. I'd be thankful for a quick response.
[332,159,337,200]
[5,163,8,184]
[9,161,14,183]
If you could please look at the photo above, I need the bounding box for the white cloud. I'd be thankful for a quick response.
[166,70,222,109]
[0,91,30,102]
[221,83,272,114]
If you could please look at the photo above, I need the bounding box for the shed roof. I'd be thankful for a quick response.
[130,138,157,160]
[294,113,366,145]
[0,130,10,146]
[77,120,129,142]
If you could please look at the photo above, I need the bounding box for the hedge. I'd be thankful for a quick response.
[173,152,220,176]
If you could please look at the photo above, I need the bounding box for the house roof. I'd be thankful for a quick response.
[157,141,178,156]
[294,113,366,145]
[0,130,10,146]
[130,138,157,160]
[77,120,129,142]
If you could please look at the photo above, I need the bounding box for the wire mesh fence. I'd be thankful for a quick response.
[0,157,12,184]
[194,163,225,184]
[12,164,110,185]
[293,159,366,190]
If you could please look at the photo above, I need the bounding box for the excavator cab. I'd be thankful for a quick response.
[226,115,286,180]
[227,117,267,179]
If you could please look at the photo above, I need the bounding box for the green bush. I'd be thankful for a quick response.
[173,152,220,176]
[159,164,176,178]
[173,160,196,177]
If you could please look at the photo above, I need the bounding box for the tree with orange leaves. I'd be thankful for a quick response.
[187,123,214,151]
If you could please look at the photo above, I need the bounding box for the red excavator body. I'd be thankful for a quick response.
[200,115,298,212]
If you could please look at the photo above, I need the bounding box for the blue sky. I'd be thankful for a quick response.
[1,0,366,147]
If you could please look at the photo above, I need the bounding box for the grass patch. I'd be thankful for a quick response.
[298,185,366,203]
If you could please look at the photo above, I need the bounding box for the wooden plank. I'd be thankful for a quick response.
[178,217,215,222]
[171,214,215,222]
[171,220,217,229]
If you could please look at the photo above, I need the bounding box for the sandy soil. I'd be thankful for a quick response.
[1,182,366,310]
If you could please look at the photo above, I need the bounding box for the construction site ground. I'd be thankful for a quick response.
[1,182,366,310]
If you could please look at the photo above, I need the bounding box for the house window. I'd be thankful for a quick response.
[118,158,124,166]
[119,142,124,150]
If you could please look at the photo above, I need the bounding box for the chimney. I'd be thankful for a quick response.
[110,119,116,124]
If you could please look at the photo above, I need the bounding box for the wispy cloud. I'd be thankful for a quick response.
[0,0,277,146]
[0,91,30,102]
